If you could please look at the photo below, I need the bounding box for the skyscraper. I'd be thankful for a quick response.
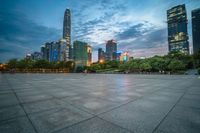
[167,4,189,54]
[192,8,200,54]
[73,41,92,67]
[105,40,117,61]
[98,48,105,63]
[87,45,92,66]
[63,9,71,46]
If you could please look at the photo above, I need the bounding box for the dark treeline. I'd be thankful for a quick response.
[4,59,75,73]
[87,51,200,74]
[1,51,200,74]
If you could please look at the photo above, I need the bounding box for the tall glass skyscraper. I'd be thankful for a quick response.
[105,40,117,61]
[167,4,189,54]
[98,48,105,63]
[73,41,92,67]
[192,8,200,54]
[63,9,71,46]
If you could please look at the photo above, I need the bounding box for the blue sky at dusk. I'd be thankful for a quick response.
[0,0,200,62]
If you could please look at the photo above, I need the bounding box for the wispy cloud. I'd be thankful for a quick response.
[0,10,61,62]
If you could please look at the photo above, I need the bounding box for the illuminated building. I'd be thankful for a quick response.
[73,41,92,67]
[50,42,59,62]
[25,54,32,60]
[98,48,105,63]
[87,45,92,66]
[114,51,122,61]
[192,8,200,54]
[167,4,189,54]
[105,39,117,61]
[59,39,70,61]
[41,40,70,62]
[63,9,71,46]
[119,51,129,62]
[42,42,52,61]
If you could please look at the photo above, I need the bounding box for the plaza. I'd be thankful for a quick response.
[0,74,200,133]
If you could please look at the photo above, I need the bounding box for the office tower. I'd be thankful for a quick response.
[31,52,42,60]
[87,45,92,66]
[105,39,117,61]
[63,9,71,46]
[192,8,200,54]
[49,42,59,62]
[58,39,70,61]
[40,46,45,60]
[73,41,92,67]
[44,42,52,61]
[98,48,105,63]
[167,4,189,54]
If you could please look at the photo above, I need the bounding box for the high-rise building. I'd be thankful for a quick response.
[49,42,59,62]
[167,4,189,54]
[41,39,70,62]
[43,42,52,61]
[98,48,105,63]
[63,9,71,47]
[31,52,42,60]
[105,40,117,61]
[73,41,92,67]
[41,46,45,59]
[192,8,200,54]
[59,39,70,61]
[87,45,92,66]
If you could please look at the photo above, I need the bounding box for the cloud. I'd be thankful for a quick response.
[0,10,61,62]
[116,27,168,58]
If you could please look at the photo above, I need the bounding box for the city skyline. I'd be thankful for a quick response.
[0,0,200,62]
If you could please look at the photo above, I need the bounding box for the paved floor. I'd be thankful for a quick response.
[0,74,200,133]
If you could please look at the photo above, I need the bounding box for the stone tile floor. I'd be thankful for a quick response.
[0,74,199,133]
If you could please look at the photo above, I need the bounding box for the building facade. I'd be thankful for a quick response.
[192,8,200,54]
[41,39,70,62]
[63,9,71,47]
[167,4,189,54]
[105,40,117,61]
[98,48,105,63]
[31,52,42,60]
[87,45,92,66]
[73,41,92,67]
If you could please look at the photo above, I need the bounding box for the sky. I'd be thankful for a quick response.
[0,0,200,62]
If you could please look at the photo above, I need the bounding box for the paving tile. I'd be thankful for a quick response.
[99,98,175,133]
[0,93,19,108]
[57,117,131,133]
[23,99,66,114]
[18,93,54,103]
[0,105,25,121]
[61,95,119,115]
[154,106,200,133]
[0,116,36,133]
[29,104,93,133]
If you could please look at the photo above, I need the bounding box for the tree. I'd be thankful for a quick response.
[129,61,140,72]
[88,64,101,72]
[168,60,186,72]
[7,59,18,69]
[33,60,49,68]
[139,62,152,72]
[17,59,28,69]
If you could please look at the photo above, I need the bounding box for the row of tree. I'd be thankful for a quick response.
[6,59,75,71]
[87,51,200,74]
[1,51,200,74]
